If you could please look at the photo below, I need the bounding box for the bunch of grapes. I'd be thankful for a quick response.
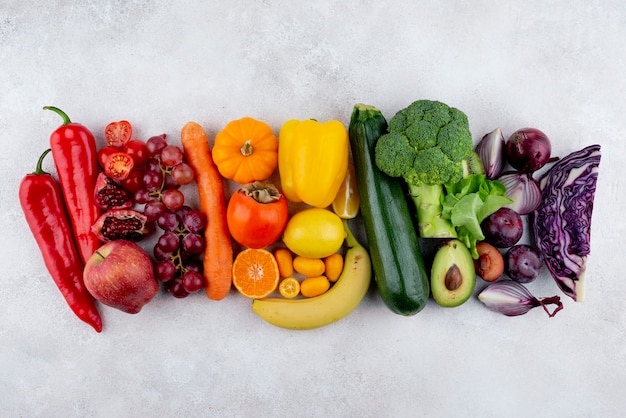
[133,134,196,216]
[127,135,209,297]
[153,206,207,298]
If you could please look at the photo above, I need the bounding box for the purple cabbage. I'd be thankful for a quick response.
[532,144,601,302]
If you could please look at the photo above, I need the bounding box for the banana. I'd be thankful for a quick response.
[251,220,371,330]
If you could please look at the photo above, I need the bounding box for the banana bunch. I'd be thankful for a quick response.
[252,220,371,330]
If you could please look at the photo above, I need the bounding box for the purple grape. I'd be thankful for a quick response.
[162,189,185,211]
[143,170,163,191]
[183,210,206,233]
[182,270,205,293]
[175,205,192,222]
[184,260,203,274]
[182,233,205,254]
[153,244,172,262]
[146,135,168,157]
[163,173,180,190]
[134,188,150,204]
[144,200,166,221]
[146,157,162,173]
[168,278,190,298]
[172,162,195,185]
[160,145,184,167]
[155,259,177,282]
[157,211,179,231]
[157,231,180,253]
[505,245,543,283]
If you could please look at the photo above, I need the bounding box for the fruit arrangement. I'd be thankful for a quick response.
[19,101,602,332]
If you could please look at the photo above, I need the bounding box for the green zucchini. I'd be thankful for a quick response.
[349,103,430,315]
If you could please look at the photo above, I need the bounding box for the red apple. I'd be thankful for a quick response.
[83,240,158,314]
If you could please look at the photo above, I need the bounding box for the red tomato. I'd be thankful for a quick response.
[123,139,149,167]
[104,151,134,181]
[105,120,133,147]
[120,167,145,193]
[227,183,289,249]
[97,145,120,169]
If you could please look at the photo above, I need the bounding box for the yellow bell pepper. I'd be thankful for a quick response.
[278,119,349,208]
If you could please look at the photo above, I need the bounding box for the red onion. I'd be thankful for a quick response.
[478,280,563,317]
[506,128,553,173]
[474,128,505,179]
[498,171,542,215]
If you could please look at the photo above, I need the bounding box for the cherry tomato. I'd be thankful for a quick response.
[104,151,134,181]
[105,120,133,147]
[97,145,120,169]
[120,167,145,193]
[123,139,149,167]
[227,183,289,249]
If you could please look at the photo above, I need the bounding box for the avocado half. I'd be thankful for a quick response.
[430,239,476,307]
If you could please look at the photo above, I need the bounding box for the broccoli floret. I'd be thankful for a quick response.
[374,100,480,238]
[438,120,474,162]
[409,147,456,185]
[374,132,416,178]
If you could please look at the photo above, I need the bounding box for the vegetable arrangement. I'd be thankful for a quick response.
[19,100,602,332]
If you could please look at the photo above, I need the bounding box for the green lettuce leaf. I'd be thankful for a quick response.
[442,174,512,258]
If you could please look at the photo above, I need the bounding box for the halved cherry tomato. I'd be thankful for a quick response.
[227,182,289,249]
[123,139,149,167]
[105,120,133,147]
[97,145,120,169]
[104,152,134,181]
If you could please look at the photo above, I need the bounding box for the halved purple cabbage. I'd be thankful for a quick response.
[532,144,601,302]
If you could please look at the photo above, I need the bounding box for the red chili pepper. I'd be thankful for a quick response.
[44,106,101,264]
[19,149,103,332]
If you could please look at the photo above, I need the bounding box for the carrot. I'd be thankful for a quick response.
[181,121,233,300]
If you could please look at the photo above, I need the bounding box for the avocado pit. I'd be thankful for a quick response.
[444,265,463,291]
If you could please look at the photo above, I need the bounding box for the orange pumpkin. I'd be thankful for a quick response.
[212,117,278,184]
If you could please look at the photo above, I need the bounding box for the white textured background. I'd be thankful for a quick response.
[1,1,624,417]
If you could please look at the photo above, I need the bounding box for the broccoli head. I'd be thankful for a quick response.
[375,100,475,186]
[374,100,481,238]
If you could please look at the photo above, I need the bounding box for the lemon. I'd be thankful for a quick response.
[282,208,346,258]
[332,162,360,219]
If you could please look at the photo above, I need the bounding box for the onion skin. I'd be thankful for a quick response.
[506,128,552,173]
[498,171,542,215]
[475,128,505,179]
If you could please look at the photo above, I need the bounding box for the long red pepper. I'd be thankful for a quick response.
[44,106,101,264]
[19,149,102,332]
